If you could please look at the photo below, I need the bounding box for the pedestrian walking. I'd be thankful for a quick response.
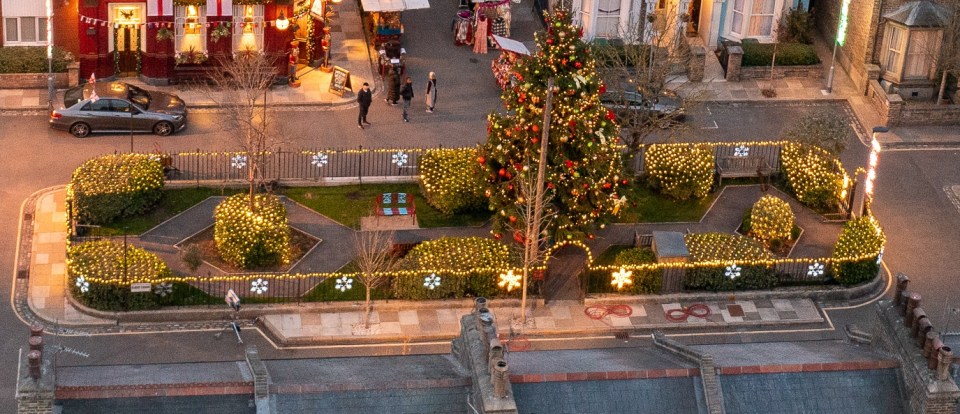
[400,77,414,122]
[386,66,400,105]
[425,72,437,113]
[357,82,372,129]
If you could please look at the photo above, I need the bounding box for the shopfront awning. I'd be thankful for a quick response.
[492,35,531,55]
[360,0,430,12]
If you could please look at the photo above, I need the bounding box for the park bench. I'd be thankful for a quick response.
[715,156,770,186]
[375,192,416,225]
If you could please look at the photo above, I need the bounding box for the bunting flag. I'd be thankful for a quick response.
[147,0,173,16]
[90,90,100,103]
[79,13,278,29]
[207,0,234,17]
[88,72,96,84]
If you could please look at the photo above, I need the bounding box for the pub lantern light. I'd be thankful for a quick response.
[276,10,290,30]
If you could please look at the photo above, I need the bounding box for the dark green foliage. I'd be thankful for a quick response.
[741,41,820,67]
[392,237,516,300]
[683,264,779,291]
[69,154,165,225]
[778,8,815,44]
[782,109,853,156]
[68,240,173,311]
[0,46,70,73]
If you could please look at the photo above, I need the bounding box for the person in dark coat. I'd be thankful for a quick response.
[386,66,401,105]
[357,82,372,129]
[400,77,414,122]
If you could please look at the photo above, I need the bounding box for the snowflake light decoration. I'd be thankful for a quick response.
[251,278,268,294]
[725,264,742,279]
[391,151,408,167]
[498,270,521,292]
[335,276,353,292]
[423,273,441,290]
[734,145,750,157]
[231,154,247,169]
[154,282,173,297]
[876,248,884,265]
[311,153,329,167]
[75,276,90,293]
[807,262,824,277]
[611,267,634,290]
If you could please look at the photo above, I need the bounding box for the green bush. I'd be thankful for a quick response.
[0,46,71,73]
[68,240,172,311]
[780,143,846,210]
[609,248,662,294]
[419,148,487,215]
[832,216,885,286]
[684,263,778,291]
[684,232,774,262]
[644,144,715,200]
[393,237,515,300]
[749,195,794,245]
[777,8,815,44]
[214,194,291,269]
[741,41,820,66]
[782,108,853,156]
[591,42,651,68]
[68,154,164,225]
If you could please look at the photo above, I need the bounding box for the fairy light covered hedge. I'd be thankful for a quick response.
[394,236,516,300]
[832,216,885,286]
[419,148,487,215]
[214,193,291,269]
[68,240,172,310]
[781,142,848,209]
[749,195,794,245]
[644,143,714,200]
[480,10,624,242]
[67,154,164,225]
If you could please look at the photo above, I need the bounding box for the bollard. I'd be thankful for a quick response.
[916,319,933,346]
[27,350,41,380]
[899,291,912,316]
[909,307,927,330]
[937,346,953,380]
[924,331,938,358]
[28,336,43,353]
[475,297,488,313]
[894,273,910,306]
[491,358,509,398]
[30,323,43,338]
[904,293,922,324]
[927,338,943,370]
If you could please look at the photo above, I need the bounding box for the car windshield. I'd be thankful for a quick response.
[63,86,85,108]
[127,85,151,109]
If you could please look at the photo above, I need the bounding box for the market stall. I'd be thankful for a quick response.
[491,34,530,89]
[360,0,430,47]
[453,0,512,49]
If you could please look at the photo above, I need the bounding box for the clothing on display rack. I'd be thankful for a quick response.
[473,15,489,54]
[454,10,474,45]
[491,17,506,37]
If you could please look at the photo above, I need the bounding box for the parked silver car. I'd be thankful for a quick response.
[50,82,187,138]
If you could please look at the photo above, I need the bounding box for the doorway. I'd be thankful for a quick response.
[115,26,140,77]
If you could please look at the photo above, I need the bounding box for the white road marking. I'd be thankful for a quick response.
[700,120,719,129]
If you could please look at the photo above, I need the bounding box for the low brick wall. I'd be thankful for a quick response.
[867,79,960,126]
[0,72,69,89]
[739,64,823,80]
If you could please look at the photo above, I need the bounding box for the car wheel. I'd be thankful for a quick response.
[70,122,91,138]
[153,121,174,136]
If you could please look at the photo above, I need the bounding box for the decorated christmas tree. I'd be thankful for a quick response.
[480,10,625,242]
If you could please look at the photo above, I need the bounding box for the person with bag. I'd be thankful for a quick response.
[425,72,437,113]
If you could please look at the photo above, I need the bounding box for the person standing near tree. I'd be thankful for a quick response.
[400,77,414,122]
[357,82,372,129]
[425,72,437,113]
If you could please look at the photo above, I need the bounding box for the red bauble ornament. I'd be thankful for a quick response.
[478,156,486,164]
[569,120,576,128]
[509,215,517,223]
[575,61,582,68]
[606,110,616,121]
[578,28,583,38]
[546,38,554,45]
[498,168,507,177]
[588,234,595,240]
[494,233,502,240]
[513,231,525,244]
[621,179,629,185]
[603,182,612,189]
[565,160,574,168]
[532,125,539,132]
[547,182,555,189]
[599,83,606,94]
[583,183,589,189]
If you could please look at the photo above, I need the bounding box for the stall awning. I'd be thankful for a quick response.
[361,0,430,12]
[492,35,531,55]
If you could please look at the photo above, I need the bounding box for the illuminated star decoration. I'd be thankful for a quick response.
[807,262,824,277]
[725,264,742,279]
[311,153,329,167]
[611,267,633,290]
[498,270,521,292]
[251,278,268,294]
[154,282,173,297]
[734,145,750,157]
[391,151,408,167]
[231,155,247,169]
[335,276,353,292]
[423,273,441,290]
[75,276,90,293]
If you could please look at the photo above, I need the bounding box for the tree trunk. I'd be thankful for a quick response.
[938,70,949,105]
[522,78,554,326]
[364,285,372,329]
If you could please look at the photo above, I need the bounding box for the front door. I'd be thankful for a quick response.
[116,26,139,77]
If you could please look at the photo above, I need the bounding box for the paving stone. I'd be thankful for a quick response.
[397,310,419,325]
[720,309,744,323]
[758,308,781,321]
[772,299,795,312]
[736,300,758,313]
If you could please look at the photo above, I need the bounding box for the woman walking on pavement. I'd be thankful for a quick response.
[400,77,414,122]
[425,72,437,113]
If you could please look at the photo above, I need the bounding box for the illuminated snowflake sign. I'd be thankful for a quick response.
[231,154,247,169]
[498,270,521,292]
[251,278,268,294]
[423,273,441,290]
[335,276,353,292]
[311,153,329,167]
[611,267,634,290]
[725,264,742,279]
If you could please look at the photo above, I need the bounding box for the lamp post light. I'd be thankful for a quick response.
[825,0,850,94]
[46,0,55,112]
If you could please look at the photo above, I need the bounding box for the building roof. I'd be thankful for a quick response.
[883,0,953,27]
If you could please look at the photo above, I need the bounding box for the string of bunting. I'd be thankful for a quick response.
[79,14,280,29]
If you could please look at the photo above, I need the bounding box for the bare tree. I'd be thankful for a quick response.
[936,3,960,104]
[353,230,397,329]
[510,168,555,326]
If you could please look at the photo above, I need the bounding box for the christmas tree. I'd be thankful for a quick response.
[480,10,625,242]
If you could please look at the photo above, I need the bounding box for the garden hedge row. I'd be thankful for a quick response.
[0,46,70,73]
[214,193,291,269]
[393,236,517,299]
[68,240,172,311]
[644,144,714,200]
[780,143,846,210]
[68,154,165,225]
[832,216,885,286]
[741,41,820,67]
[419,148,487,215]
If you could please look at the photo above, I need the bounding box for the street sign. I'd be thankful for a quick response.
[130,283,152,293]
[225,289,241,311]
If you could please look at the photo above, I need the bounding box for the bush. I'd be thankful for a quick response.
[592,42,651,68]
[749,195,794,245]
[68,240,172,311]
[214,194,291,269]
[684,263,778,291]
[741,41,820,67]
[684,232,774,262]
[0,46,71,73]
[832,216,885,286]
[782,109,853,156]
[610,248,662,294]
[394,237,515,300]
[780,143,846,210]
[68,154,164,225]
[644,144,714,200]
[778,8,815,44]
[419,148,487,215]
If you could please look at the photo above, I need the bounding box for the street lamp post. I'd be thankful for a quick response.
[46,0,55,111]
[825,0,851,94]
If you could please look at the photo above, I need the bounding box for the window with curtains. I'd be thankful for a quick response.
[3,17,49,46]
[174,4,207,53]
[594,0,621,38]
[880,24,906,79]
[903,30,941,80]
[748,0,775,37]
[232,4,264,52]
[726,0,780,41]
[730,0,745,36]
[579,0,593,37]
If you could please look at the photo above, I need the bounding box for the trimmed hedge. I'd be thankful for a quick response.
[684,264,778,291]
[644,144,715,200]
[749,195,794,245]
[685,232,773,262]
[419,148,487,215]
[832,217,885,286]
[214,194,291,269]
[0,46,71,73]
[780,143,845,210]
[741,41,820,67]
[612,248,661,294]
[394,237,516,300]
[68,154,165,225]
[68,240,172,311]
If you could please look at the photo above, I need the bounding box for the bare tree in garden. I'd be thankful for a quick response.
[353,230,397,329]
[936,3,960,104]
[509,167,554,327]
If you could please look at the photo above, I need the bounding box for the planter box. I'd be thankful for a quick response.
[739,63,823,80]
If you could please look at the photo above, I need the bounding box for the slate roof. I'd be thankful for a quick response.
[883,1,953,27]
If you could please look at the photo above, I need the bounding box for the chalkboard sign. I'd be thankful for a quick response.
[329,66,352,96]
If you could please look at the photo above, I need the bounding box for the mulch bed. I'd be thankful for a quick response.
[181,226,319,273]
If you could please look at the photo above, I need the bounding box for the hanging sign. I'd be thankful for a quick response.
[130,283,152,293]
[328,66,352,96]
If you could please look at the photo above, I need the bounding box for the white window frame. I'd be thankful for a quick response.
[3,17,48,46]
[232,4,264,53]
[175,4,208,54]
[595,0,622,38]
[880,23,906,81]
[747,0,775,38]
[724,0,782,42]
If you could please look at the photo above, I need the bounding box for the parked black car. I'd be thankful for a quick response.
[50,82,187,138]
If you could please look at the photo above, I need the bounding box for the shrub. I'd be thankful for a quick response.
[0,46,71,73]
[610,248,662,294]
[419,148,487,215]
[749,195,794,245]
[780,143,846,210]
[644,144,714,200]
[592,41,651,68]
[68,154,164,225]
[394,237,515,300]
[214,194,291,269]
[832,216,885,286]
[777,8,815,44]
[68,240,172,311]
[684,232,774,262]
[782,109,852,156]
[684,263,778,291]
[741,41,820,67]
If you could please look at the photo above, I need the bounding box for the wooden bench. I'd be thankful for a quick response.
[716,156,770,186]
[375,192,416,224]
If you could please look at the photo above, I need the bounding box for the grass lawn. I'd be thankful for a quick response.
[282,184,490,229]
[615,183,716,223]
[90,187,244,236]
